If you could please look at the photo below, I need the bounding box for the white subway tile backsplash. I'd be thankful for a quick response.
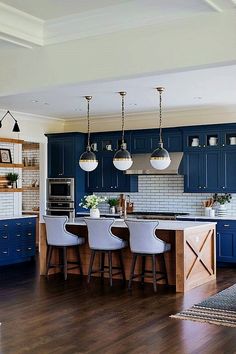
[97,175,236,216]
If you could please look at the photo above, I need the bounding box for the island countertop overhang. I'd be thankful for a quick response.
[65,217,216,231]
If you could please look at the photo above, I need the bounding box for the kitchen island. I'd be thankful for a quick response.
[40,218,216,292]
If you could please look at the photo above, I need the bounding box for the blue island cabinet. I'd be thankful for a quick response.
[0,217,36,266]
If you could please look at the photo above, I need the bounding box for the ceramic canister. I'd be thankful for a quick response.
[230,137,236,145]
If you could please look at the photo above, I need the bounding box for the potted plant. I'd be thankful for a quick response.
[6,172,19,188]
[107,198,119,214]
[79,194,106,218]
[213,193,232,216]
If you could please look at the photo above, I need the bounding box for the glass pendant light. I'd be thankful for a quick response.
[150,87,171,170]
[113,91,133,171]
[79,96,98,172]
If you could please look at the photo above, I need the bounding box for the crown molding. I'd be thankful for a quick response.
[0,109,63,123]
[0,2,44,47]
[44,2,222,45]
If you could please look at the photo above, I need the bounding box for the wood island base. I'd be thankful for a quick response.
[40,220,216,293]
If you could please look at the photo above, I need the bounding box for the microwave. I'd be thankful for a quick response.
[47,178,74,201]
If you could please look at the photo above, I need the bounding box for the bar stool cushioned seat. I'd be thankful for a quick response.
[43,215,84,280]
[85,218,127,286]
[125,219,171,292]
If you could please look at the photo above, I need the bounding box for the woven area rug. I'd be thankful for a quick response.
[170,284,236,327]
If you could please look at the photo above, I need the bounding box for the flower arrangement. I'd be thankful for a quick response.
[107,198,119,207]
[79,195,106,209]
[213,193,232,205]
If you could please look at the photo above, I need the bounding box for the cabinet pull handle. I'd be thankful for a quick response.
[16,223,21,226]
[28,233,32,236]
[27,247,32,250]
[224,224,230,227]
[4,224,8,227]
[16,234,21,237]
[2,251,7,254]
[28,222,32,225]
[16,249,21,252]
[2,236,7,239]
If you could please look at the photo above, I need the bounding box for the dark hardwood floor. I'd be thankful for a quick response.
[0,258,236,354]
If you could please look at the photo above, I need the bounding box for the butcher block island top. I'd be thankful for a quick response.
[40,218,216,293]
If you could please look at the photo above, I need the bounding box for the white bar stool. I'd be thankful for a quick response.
[43,215,84,280]
[125,219,171,292]
[85,218,127,287]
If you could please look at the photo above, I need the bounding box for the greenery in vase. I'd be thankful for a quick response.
[6,172,19,182]
[213,193,232,205]
[79,195,106,209]
[107,198,119,207]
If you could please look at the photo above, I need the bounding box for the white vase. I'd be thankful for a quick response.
[90,208,100,218]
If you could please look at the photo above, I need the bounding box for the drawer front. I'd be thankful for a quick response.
[217,220,236,232]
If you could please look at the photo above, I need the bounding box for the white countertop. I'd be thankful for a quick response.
[0,214,38,221]
[67,217,216,231]
[176,215,236,221]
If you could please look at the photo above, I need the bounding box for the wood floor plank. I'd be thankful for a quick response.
[0,258,236,354]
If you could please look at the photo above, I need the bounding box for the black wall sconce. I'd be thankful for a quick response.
[0,110,20,132]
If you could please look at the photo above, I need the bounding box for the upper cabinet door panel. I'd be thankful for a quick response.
[162,131,182,152]
[221,148,236,192]
[184,152,202,192]
[48,139,64,177]
[63,137,75,177]
[203,150,221,192]
[132,134,151,153]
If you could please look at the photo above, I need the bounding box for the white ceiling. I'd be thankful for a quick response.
[0,0,235,121]
[1,0,235,22]
[0,65,236,119]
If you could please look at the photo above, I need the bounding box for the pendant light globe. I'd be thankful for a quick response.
[113,91,133,171]
[150,87,171,170]
[79,96,98,172]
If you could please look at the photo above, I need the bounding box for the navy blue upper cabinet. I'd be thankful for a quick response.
[86,132,138,193]
[47,135,76,177]
[131,128,182,153]
[183,124,236,193]
[46,133,86,212]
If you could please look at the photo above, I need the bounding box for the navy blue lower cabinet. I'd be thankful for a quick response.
[216,220,236,263]
[0,218,36,266]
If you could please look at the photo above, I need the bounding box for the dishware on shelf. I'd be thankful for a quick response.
[105,144,112,151]
[91,142,98,151]
[229,136,236,145]
[209,137,217,146]
[191,138,199,147]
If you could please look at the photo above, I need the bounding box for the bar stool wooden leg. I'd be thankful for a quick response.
[119,250,126,284]
[161,253,168,285]
[141,255,146,286]
[128,254,137,290]
[76,247,83,276]
[152,254,157,293]
[87,250,96,283]
[108,251,113,287]
[100,252,105,281]
[63,247,67,280]
[46,245,53,278]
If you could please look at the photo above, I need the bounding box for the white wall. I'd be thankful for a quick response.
[0,111,64,217]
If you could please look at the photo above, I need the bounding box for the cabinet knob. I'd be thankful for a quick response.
[203,144,206,147]
[198,145,201,148]
[114,186,117,189]
[111,186,113,189]
[222,144,225,147]
[203,186,206,189]
[198,186,202,189]
[222,186,225,189]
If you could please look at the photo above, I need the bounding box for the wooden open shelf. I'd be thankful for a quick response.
[0,137,24,144]
[23,186,40,191]
[0,163,23,168]
[0,188,23,193]
[22,143,39,150]
[23,165,39,170]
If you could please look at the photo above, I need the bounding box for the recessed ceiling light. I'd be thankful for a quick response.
[31,100,39,103]
[44,102,49,105]
[193,97,202,100]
